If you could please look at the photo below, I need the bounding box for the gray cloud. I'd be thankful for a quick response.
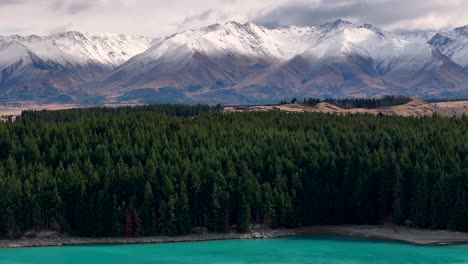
[182,9,215,25]
[0,0,467,37]
[51,0,96,15]
[49,23,74,34]
[0,26,31,35]
[0,0,28,5]
[0,0,96,14]
[0,0,16,5]
[253,0,468,32]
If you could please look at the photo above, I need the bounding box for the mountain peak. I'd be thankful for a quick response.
[220,21,266,31]
[331,19,353,25]
[360,23,382,31]
[0,30,158,71]
[223,21,244,27]
[454,25,468,37]
[319,19,354,32]
[333,19,353,25]
[2,20,468,103]
[51,31,88,41]
[358,23,386,37]
[10,34,24,40]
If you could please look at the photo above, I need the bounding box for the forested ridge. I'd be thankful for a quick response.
[0,105,466,239]
[301,95,412,109]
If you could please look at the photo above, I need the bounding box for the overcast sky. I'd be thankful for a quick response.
[1,0,467,37]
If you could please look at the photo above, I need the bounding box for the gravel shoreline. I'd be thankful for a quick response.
[0,228,297,249]
[1,225,468,249]
[298,225,468,246]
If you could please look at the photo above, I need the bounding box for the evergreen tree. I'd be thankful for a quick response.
[141,181,155,235]
[176,183,192,235]
[208,184,226,232]
[261,183,276,227]
[112,195,123,236]
[237,194,251,233]
[0,104,466,238]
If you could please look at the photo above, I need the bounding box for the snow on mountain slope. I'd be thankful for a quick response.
[88,20,468,103]
[232,26,468,101]
[302,27,433,70]
[96,20,359,94]
[0,42,32,71]
[128,19,355,64]
[1,20,468,104]
[429,26,468,67]
[400,31,438,43]
[122,21,317,66]
[96,21,318,93]
[1,32,158,69]
[0,32,158,101]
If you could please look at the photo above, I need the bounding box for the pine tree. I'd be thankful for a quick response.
[392,164,403,224]
[237,194,251,233]
[76,183,91,236]
[208,184,225,232]
[176,183,191,235]
[409,165,430,227]
[6,206,18,239]
[261,183,276,227]
[141,181,155,235]
[1,104,467,237]
[448,183,467,231]
[111,195,123,236]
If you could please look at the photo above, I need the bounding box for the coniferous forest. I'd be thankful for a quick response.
[0,104,466,239]
[302,95,412,109]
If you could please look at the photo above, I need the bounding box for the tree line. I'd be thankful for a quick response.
[0,104,466,239]
[281,95,412,109]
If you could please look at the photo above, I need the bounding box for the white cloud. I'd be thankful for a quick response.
[0,0,467,37]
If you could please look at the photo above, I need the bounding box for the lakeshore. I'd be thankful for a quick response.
[2,225,468,249]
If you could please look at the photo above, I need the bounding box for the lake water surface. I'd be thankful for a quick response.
[1,236,468,264]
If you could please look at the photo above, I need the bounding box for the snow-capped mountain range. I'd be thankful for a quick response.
[0,32,157,102]
[1,20,467,104]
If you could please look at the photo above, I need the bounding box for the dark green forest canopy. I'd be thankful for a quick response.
[300,95,412,109]
[0,105,466,239]
[20,104,222,122]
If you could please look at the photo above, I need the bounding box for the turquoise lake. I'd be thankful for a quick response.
[1,237,468,264]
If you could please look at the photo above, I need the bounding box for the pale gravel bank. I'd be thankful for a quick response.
[299,225,468,246]
[1,225,468,249]
[0,229,296,249]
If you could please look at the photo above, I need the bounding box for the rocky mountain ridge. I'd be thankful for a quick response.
[1,20,467,104]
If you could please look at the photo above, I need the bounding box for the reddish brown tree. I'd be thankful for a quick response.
[124,211,133,237]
